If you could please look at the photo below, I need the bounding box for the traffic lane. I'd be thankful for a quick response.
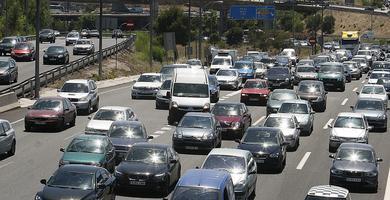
[0,37,125,90]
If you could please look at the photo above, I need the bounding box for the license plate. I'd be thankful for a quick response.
[325,83,333,86]
[129,181,146,186]
[346,178,361,182]
[34,121,46,125]
[255,159,265,163]
[49,58,56,61]
[185,146,198,150]
[249,97,258,101]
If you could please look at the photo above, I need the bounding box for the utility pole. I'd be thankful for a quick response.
[292,0,295,40]
[98,0,103,78]
[24,0,28,34]
[35,0,41,99]
[321,3,324,53]
[198,0,202,61]
[187,0,191,59]
[149,0,154,69]
[5,0,8,36]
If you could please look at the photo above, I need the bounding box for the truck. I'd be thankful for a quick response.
[209,49,238,74]
[341,31,360,55]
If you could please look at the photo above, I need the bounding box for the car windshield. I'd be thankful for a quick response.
[217,70,236,76]
[242,129,279,146]
[298,84,322,93]
[377,78,390,84]
[278,103,309,114]
[0,61,9,68]
[361,86,385,94]
[336,149,374,162]
[187,60,201,65]
[264,117,295,128]
[108,124,144,138]
[47,171,94,190]
[356,100,383,110]
[93,109,126,121]
[66,138,106,154]
[212,58,230,65]
[32,99,61,110]
[244,81,266,89]
[276,57,288,64]
[40,30,52,34]
[138,75,160,82]
[334,116,364,129]
[172,187,220,200]
[179,116,212,129]
[319,65,343,73]
[234,62,253,69]
[173,83,209,98]
[76,40,91,45]
[370,73,390,79]
[202,155,246,174]
[160,80,171,90]
[268,68,289,75]
[67,33,79,37]
[313,57,328,64]
[270,92,297,101]
[298,60,314,65]
[14,43,29,50]
[126,147,167,164]
[212,104,241,116]
[305,195,347,200]
[47,46,64,53]
[61,83,89,93]
[297,66,316,72]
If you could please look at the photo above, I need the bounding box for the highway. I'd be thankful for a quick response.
[0,73,389,200]
[0,37,126,91]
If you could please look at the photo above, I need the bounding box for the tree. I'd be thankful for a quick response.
[226,27,243,45]
[322,15,335,34]
[277,11,305,33]
[306,14,321,32]
[155,7,190,45]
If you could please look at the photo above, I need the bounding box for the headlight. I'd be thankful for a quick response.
[155,173,166,178]
[43,54,48,58]
[356,137,367,143]
[173,131,182,139]
[114,170,123,176]
[269,152,279,158]
[91,162,102,167]
[330,135,339,140]
[58,54,64,58]
[203,103,210,111]
[202,133,213,140]
[378,115,386,120]
[331,169,343,175]
[232,122,241,129]
[285,78,289,82]
[35,194,43,200]
[365,171,377,177]
[241,93,248,96]
[79,97,88,101]
[316,96,323,101]
[170,101,178,108]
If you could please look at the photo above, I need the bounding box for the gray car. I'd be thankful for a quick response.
[0,57,18,84]
[351,98,388,132]
[173,112,222,152]
[343,61,362,79]
[266,89,299,115]
[278,100,314,135]
[0,119,16,157]
[293,65,318,85]
[297,80,327,112]
[155,79,171,109]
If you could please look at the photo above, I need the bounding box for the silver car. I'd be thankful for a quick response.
[58,79,99,114]
[0,119,16,156]
[357,84,388,108]
[278,100,314,135]
[351,98,388,132]
[343,61,362,79]
[201,148,257,200]
[262,113,300,150]
[294,65,318,85]
[216,69,242,90]
[266,89,299,115]
[328,112,371,152]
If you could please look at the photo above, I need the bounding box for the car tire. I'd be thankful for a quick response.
[328,144,336,153]
[131,95,136,99]
[162,179,170,197]
[8,140,16,156]
[168,116,175,126]
[25,123,31,132]
[340,84,345,92]
[70,115,76,127]
[56,118,65,131]
[93,98,99,112]
[86,102,92,114]
[14,73,18,83]
[155,101,161,109]
[276,159,284,173]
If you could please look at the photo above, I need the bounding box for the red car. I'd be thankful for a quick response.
[240,79,270,105]
[24,97,77,132]
[211,102,252,139]
[11,42,36,61]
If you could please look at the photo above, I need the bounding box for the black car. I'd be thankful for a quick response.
[329,143,382,192]
[0,37,19,55]
[88,29,100,38]
[107,120,153,163]
[43,46,69,65]
[115,143,181,196]
[266,67,293,89]
[35,165,116,200]
[39,29,56,43]
[208,75,220,103]
[236,127,288,172]
[377,77,390,97]
[0,58,18,84]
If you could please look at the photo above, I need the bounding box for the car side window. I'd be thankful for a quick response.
[101,169,109,183]
[88,82,94,91]
[92,81,97,90]
[65,99,72,109]
[63,100,69,110]
[167,149,173,161]
[0,123,5,135]
[96,171,103,184]
[2,122,10,132]
[127,109,134,119]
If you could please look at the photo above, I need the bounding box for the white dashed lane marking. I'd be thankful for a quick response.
[253,116,266,126]
[154,131,165,135]
[10,118,24,125]
[225,90,242,97]
[361,80,365,84]
[0,162,14,169]
[323,119,334,129]
[341,98,348,106]
[352,87,358,92]
[296,152,311,170]
[161,127,172,131]
[384,168,390,200]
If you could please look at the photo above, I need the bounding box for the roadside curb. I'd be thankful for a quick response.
[0,92,20,113]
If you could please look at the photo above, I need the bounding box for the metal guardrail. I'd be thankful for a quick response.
[0,34,136,98]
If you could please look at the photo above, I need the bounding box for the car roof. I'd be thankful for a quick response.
[337,112,364,118]
[297,64,315,68]
[356,97,383,102]
[268,113,295,119]
[141,73,161,76]
[271,89,296,94]
[246,126,280,133]
[98,106,132,111]
[64,79,90,84]
[132,142,170,149]
[307,185,349,198]
[362,84,385,88]
[110,120,143,126]
[77,39,91,42]
[208,148,250,158]
[37,96,66,101]
[320,62,343,66]
[235,60,252,64]
[57,164,101,174]
[214,102,243,107]
[177,169,231,189]
[183,112,213,118]
[280,99,310,105]
[339,142,374,151]
[74,134,108,140]
[0,119,10,123]
[218,68,238,72]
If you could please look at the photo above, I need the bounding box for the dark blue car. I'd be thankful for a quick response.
[233,60,256,82]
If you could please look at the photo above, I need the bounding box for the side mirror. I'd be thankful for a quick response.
[355,91,359,95]
[27,106,32,110]
[377,158,383,162]
[60,148,65,152]
[329,154,335,159]
[350,105,354,110]
[43,50,46,52]
[387,108,390,110]
[365,76,369,79]
[327,124,332,129]
[89,90,95,94]
[170,159,177,164]
[97,182,105,189]
[249,169,257,175]
[325,91,328,94]
[282,141,289,146]
[88,116,92,120]
[195,166,199,169]
[147,136,154,140]
[57,89,61,92]
[40,179,47,185]
[310,111,315,114]
[234,139,241,144]
[166,92,171,98]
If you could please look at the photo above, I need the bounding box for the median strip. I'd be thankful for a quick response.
[296,152,311,170]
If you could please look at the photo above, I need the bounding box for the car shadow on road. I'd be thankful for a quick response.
[0,153,12,161]
[343,185,378,194]
[116,186,173,198]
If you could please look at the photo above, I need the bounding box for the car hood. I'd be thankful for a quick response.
[0,68,9,74]
[210,64,232,69]
[62,152,105,164]
[117,161,167,175]
[331,128,366,138]
[58,92,88,99]
[358,94,387,101]
[133,82,161,88]
[296,72,318,78]
[333,160,377,173]
[157,89,169,96]
[41,186,94,200]
[215,116,242,123]
[216,76,237,82]
[280,128,296,136]
[241,88,269,94]
[27,110,60,117]
[110,137,148,147]
[74,44,92,48]
[237,68,254,74]
[238,143,280,155]
[354,109,385,118]
[297,92,321,99]
[368,78,378,84]
[318,73,343,79]
[86,120,113,131]
[292,114,310,124]
[176,127,211,138]
[45,52,62,56]
[267,74,290,80]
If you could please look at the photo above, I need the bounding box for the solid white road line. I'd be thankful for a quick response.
[10,118,24,125]
[64,133,79,141]
[352,87,358,92]
[253,116,266,126]
[361,80,365,84]
[323,119,334,129]
[161,127,171,131]
[0,161,14,169]
[154,131,165,135]
[341,98,348,106]
[384,168,390,200]
[296,152,311,170]
[99,85,130,95]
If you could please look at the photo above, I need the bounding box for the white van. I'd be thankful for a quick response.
[210,54,233,74]
[167,68,210,124]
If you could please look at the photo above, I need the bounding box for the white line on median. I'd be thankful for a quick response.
[352,87,358,92]
[341,98,348,106]
[296,152,311,170]
[323,119,334,129]
[0,161,14,169]
[253,116,266,126]
[384,168,390,200]
[11,118,24,125]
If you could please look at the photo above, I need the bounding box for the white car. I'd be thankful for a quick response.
[186,59,203,69]
[328,112,370,152]
[306,185,350,200]
[281,48,298,65]
[367,71,390,84]
[131,73,163,99]
[73,39,94,55]
[65,32,80,46]
[85,106,138,135]
[357,84,388,107]
[357,50,373,64]
[210,55,233,74]
[201,148,257,200]
[215,69,242,90]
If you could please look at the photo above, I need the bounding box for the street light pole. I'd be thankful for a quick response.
[149,0,154,69]
[98,0,103,78]
[321,3,324,53]
[198,0,202,60]
[35,0,41,99]
[187,0,191,59]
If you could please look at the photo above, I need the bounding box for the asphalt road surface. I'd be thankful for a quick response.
[0,74,389,200]
[0,37,126,91]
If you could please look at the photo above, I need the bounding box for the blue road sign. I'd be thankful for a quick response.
[230,5,276,20]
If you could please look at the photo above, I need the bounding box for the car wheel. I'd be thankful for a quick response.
[14,73,18,83]
[8,140,16,156]
[93,98,99,112]
[70,115,76,127]
[276,159,284,173]
[168,116,175,125]
[131,95,136,99]
[155,101,161,109]
[340,84,345,92]
[56,118,65,131]
[86,102,92,114]
[25,123,31,132]
[162,179,170,197]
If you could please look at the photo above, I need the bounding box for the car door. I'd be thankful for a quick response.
[241,105,251,128]
[0,123,8,153]
[89,81,98,105]
[95,170,110,200]
[167,148,177,185]
[62,99,71,124]
[105,140,115,168]
[247,155,257,194]
[9,60,16,80]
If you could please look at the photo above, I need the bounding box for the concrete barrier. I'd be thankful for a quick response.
[0,92,20,113]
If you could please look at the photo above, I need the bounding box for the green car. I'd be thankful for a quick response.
[59,134,116,172]
[318,62,346,91]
